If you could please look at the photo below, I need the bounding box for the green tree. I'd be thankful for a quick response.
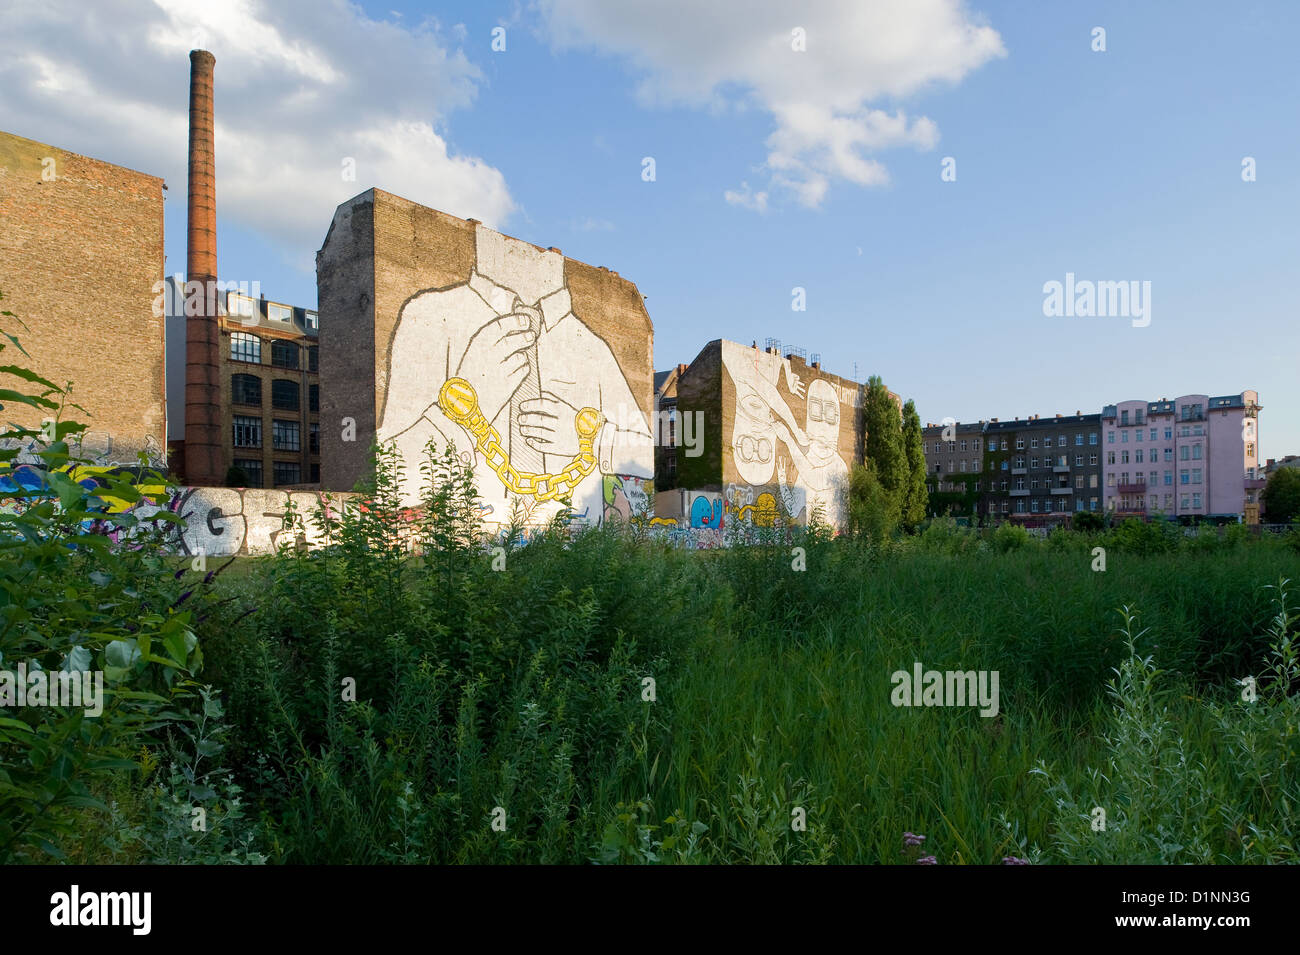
[861,376,906,496]
[1262,468,1300,524]
[900,399,928,530]
[847,462,900,541]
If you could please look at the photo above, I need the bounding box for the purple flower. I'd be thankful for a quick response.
[1001,856,1029,865]
[903,832,926,847]
[915,855,938,865]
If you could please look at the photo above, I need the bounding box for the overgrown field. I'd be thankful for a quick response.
[4,436,1299,864]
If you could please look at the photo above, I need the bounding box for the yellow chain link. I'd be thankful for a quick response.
[438,377,603,503]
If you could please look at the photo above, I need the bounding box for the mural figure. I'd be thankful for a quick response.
[773,378,849,526]
[378,226,653,526]
[720,343,809,486]
[603,474,653,524]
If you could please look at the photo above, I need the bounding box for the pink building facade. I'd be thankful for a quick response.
[1101,391,1261,522]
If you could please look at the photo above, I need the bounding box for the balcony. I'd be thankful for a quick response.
[1117,482,1147,494]
[1011,467,1027,475]
[1244,478,1266,491]
[1053,464,1070,473]
[1009,488,1030,497]
[1115,505,1146,515]
[1050,486,1074,495]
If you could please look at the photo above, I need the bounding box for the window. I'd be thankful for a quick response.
[272,379,300,411]
[1090,497,1098,511]
[960,460,967,472]
[1000,439,1007,451]
[308,346,319,373]
[1135,450,1144,463]
[1074,454,1083,466]
[1015,456,1025,469]
[1074,434,1083,446]
[1107,451,1116,465]
[1001,461,1008,471]
[310,423,320,455]
[1107,474,1115,486]
[1192,468,1202,484]
[311,463,320,483]
[1075,475,1084,488]
[231,374,261,406]
[1108,432,1115,444]
[974,439,982,452]
[1058,436,1066,447]
[230,332,261,364]
[948,442,956,452]
[1089,454,1097,466]
[1164,471,1172,486]
[1246,443,1255,457]
[228,294,256,319]
[1090,433,1098,445]
[1031,437,1039,449]
[1164,448,1173,462]
[1136,430,1143,442]
[232,415,261,449]
[1181,494,1190,510]
[1121,410,1129,425]
[271,340,299,369]
[1015,478,1026,490]
[233,459,263,488]
[1180,446,1190,461]
[1030,479,1038,490]
[1058,455,1067,468]
[1122,431,1129,443]
[1192,493,1202,509]
[1121,451,1129,464]
[1031,458,1039,469]
[268,303,293,323]
[1015,437,1025,450]
[960,439,967,452]
[1149,429,1157,441]
[1180,469,1190,485]
[273,462,301,486]
[1149,471,1157,486]
[971,458,979,472]
[1089,474,1098,488]
[309,384,319,414]
[1192,444,1202,460]
[1016,500,1026,513]
[272,419,300,452]
[1164,428,1172,440]
[305,310,318,331]
[1030,499,1039,513]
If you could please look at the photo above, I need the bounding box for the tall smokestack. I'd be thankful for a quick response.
[184,49,223,486]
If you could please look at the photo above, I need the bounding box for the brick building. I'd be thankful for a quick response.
[921,421,985,520]
[167,280,320,487]
[666,339,869,529]
[0,129,166,467]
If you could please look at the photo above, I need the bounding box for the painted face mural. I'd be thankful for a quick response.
[720,341,852,529]
[376,226,654,528]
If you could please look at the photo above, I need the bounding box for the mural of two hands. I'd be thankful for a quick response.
[451,299,582,456]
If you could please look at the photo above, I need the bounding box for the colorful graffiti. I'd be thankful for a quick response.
[603,473,654,524]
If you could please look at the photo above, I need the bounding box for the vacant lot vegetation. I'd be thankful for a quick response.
[6,443,1300,864]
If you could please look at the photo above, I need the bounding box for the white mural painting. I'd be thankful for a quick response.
[720,341,849,528]
[377,225,654,527]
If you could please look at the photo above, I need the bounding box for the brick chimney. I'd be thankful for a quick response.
[184,50,223,486]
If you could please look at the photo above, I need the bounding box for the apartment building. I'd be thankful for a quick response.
[921,421,985,519]
[1101,391,1261,522]
[653,363,687,492]
[983,413,1103,527]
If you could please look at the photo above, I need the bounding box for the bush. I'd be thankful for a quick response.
[992,521,1031,552]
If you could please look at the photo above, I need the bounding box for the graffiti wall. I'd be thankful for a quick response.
[718,341,855,529]
[319,189,656,534]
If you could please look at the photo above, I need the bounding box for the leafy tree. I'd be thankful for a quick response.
[900,399,928,530]
[861,376,906,496]
[224,465,250,488]
[1262,468,1300,524]
[847,462,900,541]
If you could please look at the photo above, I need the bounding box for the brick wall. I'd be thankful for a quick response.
[0,130,166,466]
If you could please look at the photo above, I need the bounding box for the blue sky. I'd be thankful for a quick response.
[4,1,1296,456]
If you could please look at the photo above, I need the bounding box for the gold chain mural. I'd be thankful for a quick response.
[438,377,603,503]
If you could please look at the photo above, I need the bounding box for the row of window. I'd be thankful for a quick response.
[986,498,1101,514]
[228,295,318,330]
[231,374,319,413]
[1105,469,1203,486]
[925,433,1101,455]
[230,332,319,371]
[1109,425,1211,444]
[231,459,320,488]
[233,416,320,454]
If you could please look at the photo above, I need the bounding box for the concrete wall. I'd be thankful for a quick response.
[0,130,166,468]
[318,189,655,531]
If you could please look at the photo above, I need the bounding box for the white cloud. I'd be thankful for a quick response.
[0,0,514,272]
[723,182,769,213]
[537,0,1004,208]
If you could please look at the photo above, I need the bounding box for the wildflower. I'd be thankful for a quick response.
[916,855,938,865]
[1001,856,1029,865]
[903,831,926,847]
